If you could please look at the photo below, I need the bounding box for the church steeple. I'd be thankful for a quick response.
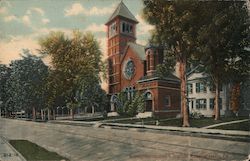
[106,1,138,94]
[105,1,138,25]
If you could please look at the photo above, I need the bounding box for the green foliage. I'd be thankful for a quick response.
[116,92,127,115]
[143,0,204,126]
[116,92,145,117]
[143,0,249,121]
[45,69,66,109]
[143,0,203,61]
[0,64,10,111]
[129,92,145,115]
[196,1,250,84]
[156,50,176,77]
[195,1,249,119]
[5,49,48,113]
[75,75,108,112]
[39,30,107,111]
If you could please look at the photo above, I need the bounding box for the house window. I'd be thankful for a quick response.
[209,84,223,92]
[196,99,207,109]
[209,98,222,109]
[196,82,207,93]
[187,83,193,94]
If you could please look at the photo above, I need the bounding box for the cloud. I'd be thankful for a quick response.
[135,14,154,36]
[84,23,105,33]
[26,7,45,16]
[42,18,50,24]
[4,15,17,22]
[0,7,7,14]
[64,3,114,17]
[88,6,113,16]
[64,3,84,16]
[22,15,31,26]
[24,7,48,26]
[0,36,40,64]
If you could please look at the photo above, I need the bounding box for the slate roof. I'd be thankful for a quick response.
[106,1,138,24]
[127,42,146,60]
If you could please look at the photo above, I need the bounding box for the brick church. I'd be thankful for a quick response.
[106,1,181,117]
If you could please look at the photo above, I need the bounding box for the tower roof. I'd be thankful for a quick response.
[105,1,138,25]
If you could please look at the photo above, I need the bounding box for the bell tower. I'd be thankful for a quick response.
[105,1,138,94]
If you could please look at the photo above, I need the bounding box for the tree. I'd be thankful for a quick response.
[143,0,204,126]
[116,92,145,117]
[5,49,48,120]
[39,31,106,119]
[45,69,67,120]
[196,1,249,120]
[75,74,108,115]
[0,64,10,116]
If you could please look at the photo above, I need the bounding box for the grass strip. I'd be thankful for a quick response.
[9,140,68,161]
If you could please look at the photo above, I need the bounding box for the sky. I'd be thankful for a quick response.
[0,0,153,65]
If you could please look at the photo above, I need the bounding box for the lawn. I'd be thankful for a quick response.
[9,140,68,161]
[211,121,250,131]
[109,116,249,129]
[74,115,130,122]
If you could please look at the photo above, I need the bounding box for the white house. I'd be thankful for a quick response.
[187,72,229,117]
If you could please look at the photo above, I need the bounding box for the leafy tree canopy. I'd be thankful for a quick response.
[39,30,107,111]
[5,49,48,113]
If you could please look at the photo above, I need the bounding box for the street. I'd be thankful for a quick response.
[0,118,249,161]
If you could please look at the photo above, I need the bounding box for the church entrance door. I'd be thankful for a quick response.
[144,91,153,112]
[145,100,152,111]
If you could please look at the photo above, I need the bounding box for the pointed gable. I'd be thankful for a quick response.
[127,42,145,60]
[105,1,138,24]
[121,42,146,63]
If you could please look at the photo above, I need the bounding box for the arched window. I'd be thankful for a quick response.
[147,53,150,71]
[144,92,152,100]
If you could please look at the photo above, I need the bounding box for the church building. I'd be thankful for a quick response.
[106,1,181,117]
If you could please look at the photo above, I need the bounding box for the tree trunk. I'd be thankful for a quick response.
[92,105,95,116]
[47,108,50,121]
[179,57,190,127]
[214,78,220,120]
[41,109,44,121]
[70,109,74,120]
[53,109,56,120]
[32,107,36,121]
[230,83,240,113]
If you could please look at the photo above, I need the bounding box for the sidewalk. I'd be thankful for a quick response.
[100,122,250,137]
[0,136,26,161]
[202,119,250,129]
